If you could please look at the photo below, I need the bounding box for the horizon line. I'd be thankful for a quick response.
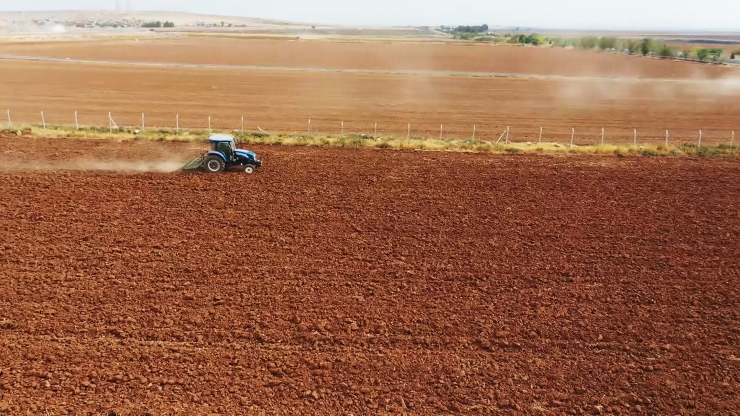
[1,9,739,34]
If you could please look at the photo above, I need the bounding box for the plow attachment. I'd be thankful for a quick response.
[181,155,204,171]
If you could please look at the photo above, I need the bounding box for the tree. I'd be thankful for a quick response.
[625,39,639,54]
[682,49,691,60]
[696,48,709,61]
[658,45,675,59]
[732,52,736,59]
[577,36,598,50]
[709,48,723,61]
[640,38,653,56]
[481,24,489,33]
[598,37,617,50]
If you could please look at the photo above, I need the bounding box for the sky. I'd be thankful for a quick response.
[1,0,739,31]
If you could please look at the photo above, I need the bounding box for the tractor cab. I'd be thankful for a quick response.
[210,134,237,161]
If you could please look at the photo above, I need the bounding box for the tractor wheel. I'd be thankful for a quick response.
[205,156,225,173]
[244,164,256,174]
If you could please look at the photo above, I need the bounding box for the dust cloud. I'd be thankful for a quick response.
[555,74,740,106]
[0,159,184,173]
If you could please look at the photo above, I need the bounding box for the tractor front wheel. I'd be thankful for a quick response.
[244,164,256,174]
[205,156,225,173]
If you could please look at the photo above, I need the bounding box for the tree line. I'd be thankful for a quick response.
[445,26,738,61]
[454,24,489,34]
[570,36,731,61]
[141,21,175,28]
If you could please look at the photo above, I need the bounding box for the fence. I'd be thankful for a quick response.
[3,108,737,149]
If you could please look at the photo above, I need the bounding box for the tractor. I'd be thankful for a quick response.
[181,134,262,173]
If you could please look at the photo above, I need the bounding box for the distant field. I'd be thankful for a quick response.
[0,37,736,79]
[0,58,738,145]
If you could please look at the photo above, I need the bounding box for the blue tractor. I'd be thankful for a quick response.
[182,134,262,173]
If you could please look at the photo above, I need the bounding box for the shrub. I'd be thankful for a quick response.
[640,149,661,157]
[347,136,365,147]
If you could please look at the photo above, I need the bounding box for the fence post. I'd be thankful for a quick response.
[176,114,179,134]
[75,111,79,130]
[208,116,211,132]
[308,118,311,134]
[407,123,410,140]
[633,129,637,146]
[732,131,735,149]
[440,124,443,140]
[665,130,669,147]
[601,127,605,145]
[6,109,10,128]
[341,121,344,137]
[141,113,145,132]
[374,122,377,138]
[505,126,509,144]
[241,116,244,135]
[109,112,112,132]
[698,130,702,147]
[538,126,542,144]
[570,127,575,147]
[472,125,476,140]
[41,111,46,129]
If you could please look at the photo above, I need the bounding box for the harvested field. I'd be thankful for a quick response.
[0,136,739,414]
[0,37,736,79]
[0,59,739,145]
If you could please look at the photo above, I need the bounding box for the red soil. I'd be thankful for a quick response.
[0,37,735,79]
[0,135,739,414]
[0,59,739,146]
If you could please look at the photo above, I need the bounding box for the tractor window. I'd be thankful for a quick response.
[217,142,232,156]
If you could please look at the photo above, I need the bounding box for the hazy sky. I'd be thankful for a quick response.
[1,0,739,31]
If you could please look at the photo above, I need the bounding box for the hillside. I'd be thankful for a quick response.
[0,10,436,37]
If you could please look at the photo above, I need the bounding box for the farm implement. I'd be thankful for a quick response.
[182,134,262,173]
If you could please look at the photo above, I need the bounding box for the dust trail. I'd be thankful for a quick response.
[2,53,737,82]
[0,159,185,173]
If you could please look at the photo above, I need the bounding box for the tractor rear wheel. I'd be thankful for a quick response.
[205,156,225,173]
[244,164,256,174]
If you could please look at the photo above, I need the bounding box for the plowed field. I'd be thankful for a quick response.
[1,135,739,414]
[0,59,739,145]
[0,37,735,79]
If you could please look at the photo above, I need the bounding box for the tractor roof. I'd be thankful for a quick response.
[208,134,235,143]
